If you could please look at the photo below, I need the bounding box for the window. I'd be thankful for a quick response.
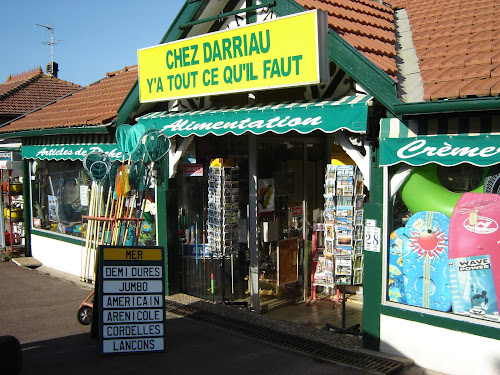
[30,159,157,246]
[387,163,500,324]
[31,160,89,236]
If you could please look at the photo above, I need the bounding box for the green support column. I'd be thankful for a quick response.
[362,144,384,350]
[156,156,178,295]
[22,159,31,257]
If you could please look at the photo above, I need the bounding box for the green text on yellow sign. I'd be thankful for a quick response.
[138,10,328,103]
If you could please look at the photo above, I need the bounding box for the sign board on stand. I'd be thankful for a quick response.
[96,246,166,354]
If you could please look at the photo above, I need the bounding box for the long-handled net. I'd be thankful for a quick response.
[109,126,170,247]
[132,129,170,244]
[81,151,111,283]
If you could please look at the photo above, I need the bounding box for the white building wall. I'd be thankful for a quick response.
[31,234,93,278]
[380,314,500,375]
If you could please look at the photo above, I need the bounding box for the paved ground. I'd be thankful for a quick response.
[0,261,384,375]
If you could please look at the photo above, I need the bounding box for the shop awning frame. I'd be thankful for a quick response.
[379,116,500,167]
[136,95,373,138]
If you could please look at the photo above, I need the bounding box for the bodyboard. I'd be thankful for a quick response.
[402,211,451,311]
[388,228,406,304]
[448,192,500,316]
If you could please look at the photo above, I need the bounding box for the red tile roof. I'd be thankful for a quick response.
[296,0,499,101]
[385,0,500,100]
[0,67,82,116]
[0,66,138,134]
[295,0,398,79]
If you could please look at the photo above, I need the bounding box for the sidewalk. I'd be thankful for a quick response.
[2,259,442,374]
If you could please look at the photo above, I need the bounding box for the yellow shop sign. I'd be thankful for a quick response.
[138,10,328,103]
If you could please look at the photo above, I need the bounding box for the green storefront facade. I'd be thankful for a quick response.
[116,2,500,374]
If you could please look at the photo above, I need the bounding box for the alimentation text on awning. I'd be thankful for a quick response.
[135,95,373,138]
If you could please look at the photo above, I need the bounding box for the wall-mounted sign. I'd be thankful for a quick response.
[138,10,328,103]
[379,116,500,167]
[97,246,166,354]
[0,151,12,160]
[183,163,203,177]
[22,144,124,161]
[291,206,303,217]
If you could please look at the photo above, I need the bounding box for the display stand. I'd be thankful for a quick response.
[1,165,25,260]
[308,228,340,306]
[207,159,243,305]
[324,285,361,335]
[320,164,364,334]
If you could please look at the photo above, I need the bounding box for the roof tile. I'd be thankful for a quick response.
[491,78,500,96]
[424,79,472,100]
[462,63,496,80]
[491,65,500,77]
[464,52,495,66]
[460,77,497,97]
[386,0,500,100]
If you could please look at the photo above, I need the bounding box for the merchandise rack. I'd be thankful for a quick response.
[206,162,239,257]
[1,167,25,260]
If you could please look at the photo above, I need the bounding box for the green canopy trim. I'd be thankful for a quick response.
[136,95,373,138]
[379,116,500,167]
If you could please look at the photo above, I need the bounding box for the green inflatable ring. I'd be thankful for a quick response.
[400,164,486,218]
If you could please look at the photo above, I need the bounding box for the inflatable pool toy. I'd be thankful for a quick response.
[448,192,500,319]
[400,164,485,218]
[402,211,451,312]
[388,228,406,303]
[484,165,500,194]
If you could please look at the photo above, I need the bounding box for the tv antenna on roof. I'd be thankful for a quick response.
[36,23,61,63]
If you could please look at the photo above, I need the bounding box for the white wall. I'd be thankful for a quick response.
[31,234,92,277]
[380,315,500,375]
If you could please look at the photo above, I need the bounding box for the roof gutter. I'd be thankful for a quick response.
[0,124,111,139]
[393,96,500,116]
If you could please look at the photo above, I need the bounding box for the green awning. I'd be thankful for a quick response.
[22,134,124,161]
[379,116,500,167]
[136,95,373,137]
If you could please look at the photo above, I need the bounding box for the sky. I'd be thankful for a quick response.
[1,0,186,87]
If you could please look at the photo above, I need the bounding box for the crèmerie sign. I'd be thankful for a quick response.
[138,10,329,103]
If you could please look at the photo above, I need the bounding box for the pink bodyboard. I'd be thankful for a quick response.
[448,193,500,303]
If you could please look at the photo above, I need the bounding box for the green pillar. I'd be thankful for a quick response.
[156,154,179,296]
[22,159,31,257]
[362,144,384,350]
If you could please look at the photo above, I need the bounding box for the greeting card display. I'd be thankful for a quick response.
[320,164,364,286]
[207,160,239,256]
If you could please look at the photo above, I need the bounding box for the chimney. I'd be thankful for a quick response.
[46,61,59,78]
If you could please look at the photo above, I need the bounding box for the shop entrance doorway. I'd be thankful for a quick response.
[255,136,327,310]
[177,135,249,304]
[176,133,363,329]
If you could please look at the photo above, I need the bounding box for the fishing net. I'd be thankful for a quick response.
[108,160,121,189]
[83,151,111,185]
[142,129,170,164]
[116,123,146,156]
[129,158,148,193]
